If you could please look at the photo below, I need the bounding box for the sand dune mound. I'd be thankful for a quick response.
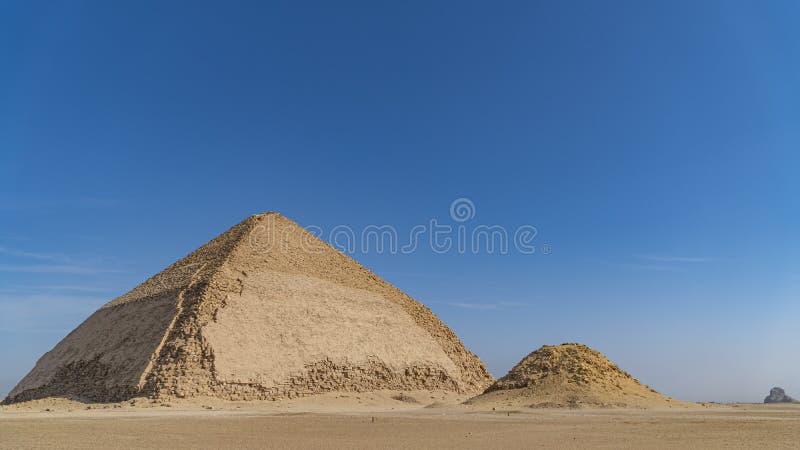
[4,213,492,404]
[468,343,678,409]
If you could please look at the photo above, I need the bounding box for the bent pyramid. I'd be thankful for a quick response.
[5,213,492,404]
[468,343,678,408]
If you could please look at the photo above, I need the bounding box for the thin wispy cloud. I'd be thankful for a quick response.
[446,301,528,311]
[0,294,106,334]
[0,264,125,275]
[497,301,528,307]
[0,285,111,294]
[0,246,124,275]
[589,255,724,272]
[381,271,437,278]
[447,302,499,310]
[587,258,688,272]
[636,255,714,263]
[36,285,111,293]
[0,196,119,212]
[0,328,72,334]
[629,264,687,272]
[0,246,71,262]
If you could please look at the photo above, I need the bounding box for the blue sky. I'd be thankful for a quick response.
[1,1,798,402]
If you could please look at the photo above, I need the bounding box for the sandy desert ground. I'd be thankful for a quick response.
[2,391,800,449]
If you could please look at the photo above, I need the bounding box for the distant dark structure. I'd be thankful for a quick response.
[764,387,797,403]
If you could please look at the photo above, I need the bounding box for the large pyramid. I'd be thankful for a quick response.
[5,213,492,404]
[467,343,679,408]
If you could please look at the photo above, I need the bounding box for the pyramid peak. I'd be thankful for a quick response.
[249,211,281,219]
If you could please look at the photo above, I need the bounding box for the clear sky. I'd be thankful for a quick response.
[1,1,798,402]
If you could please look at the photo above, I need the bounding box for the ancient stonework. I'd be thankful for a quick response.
[4,213,493,404]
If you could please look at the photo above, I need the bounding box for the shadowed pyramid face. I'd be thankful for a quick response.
[5,213,492,404]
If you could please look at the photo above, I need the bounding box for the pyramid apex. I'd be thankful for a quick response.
[240,211,289,226]
[248,211,281,219]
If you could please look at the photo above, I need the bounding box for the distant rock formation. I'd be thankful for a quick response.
[764,387,797,403]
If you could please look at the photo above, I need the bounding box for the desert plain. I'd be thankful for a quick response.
[2,392,800,449]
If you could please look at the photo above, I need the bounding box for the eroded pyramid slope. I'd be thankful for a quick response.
[468,343,680,408]
[5,213,492,403]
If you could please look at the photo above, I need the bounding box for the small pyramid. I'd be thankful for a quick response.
[5,213,492,403]
[468,343,677,408]
[764,387,797,403]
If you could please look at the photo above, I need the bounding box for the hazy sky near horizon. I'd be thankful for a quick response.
[1,1,798,402]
